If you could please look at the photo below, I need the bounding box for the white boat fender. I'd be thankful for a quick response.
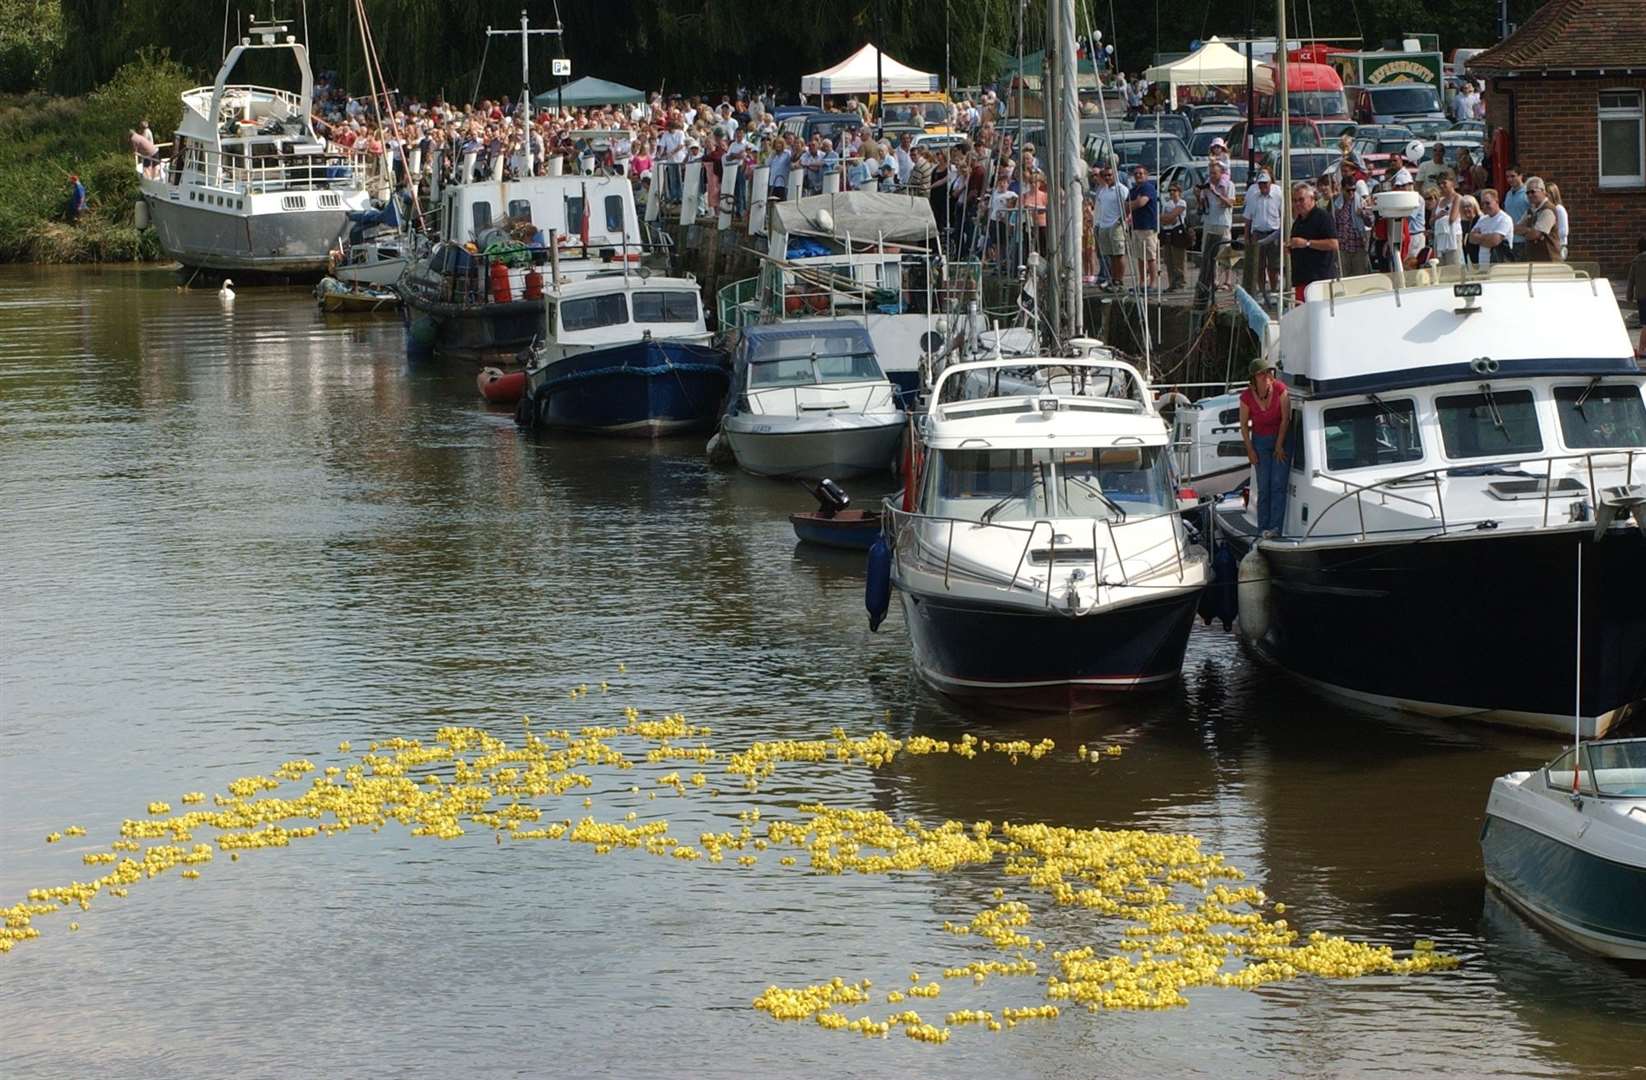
[133,199,150,229]
[704,429,736,466]
[1236,547,1271,645]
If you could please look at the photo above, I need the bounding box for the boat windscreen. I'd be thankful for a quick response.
[1553,384,1646,450]
[749,332,871,362]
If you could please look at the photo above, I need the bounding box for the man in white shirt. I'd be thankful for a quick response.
[1195,158,1237,300]
[1415,142,1448,187]
[894,132,915,185]
[1242,170,1283,295]
[1453,82,1480,123]
[1092,164,1131,288]
[1467,187,1515,266]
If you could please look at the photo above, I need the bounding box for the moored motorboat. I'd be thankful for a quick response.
[136,17,371,278]
[519,273,728,436]
[314,276,399,313]
[789,479,882,550]
[1482,738,1646,959]
[720,321,905,479]
[879,349,1209,709]
[1222,253,1646,738]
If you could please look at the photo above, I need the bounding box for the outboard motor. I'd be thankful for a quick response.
[812,478,850,518]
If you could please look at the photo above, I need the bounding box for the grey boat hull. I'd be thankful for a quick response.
[145,197,348,276]
[722,417,904,480]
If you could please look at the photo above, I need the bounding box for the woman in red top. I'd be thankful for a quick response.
[1239,356,1291,537]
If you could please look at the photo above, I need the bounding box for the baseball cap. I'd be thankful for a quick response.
[1209,137,1227,150]
[1393,168,1414,186]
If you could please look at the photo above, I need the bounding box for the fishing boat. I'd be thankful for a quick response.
[1222,228,1646,736]
[789,479,883,550]
[1481,738,1646,959]
[716,191,971,401]
[878,351,1210,708]
[719,321,905,479]
[399,175,648,359]
[518,272,728,436]
[314,276,399,313]
[136,17,371,277]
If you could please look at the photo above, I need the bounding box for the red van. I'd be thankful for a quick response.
[1254,62,1349,122]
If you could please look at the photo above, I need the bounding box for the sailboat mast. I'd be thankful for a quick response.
[1052,0,1084,341]
[1277,0,1290,313]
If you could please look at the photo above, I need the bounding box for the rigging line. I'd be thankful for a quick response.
[471,29,492,107]
[222,0,230,59]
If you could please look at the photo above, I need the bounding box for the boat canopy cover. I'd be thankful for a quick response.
[736,320,877,361]
[800,44,939,96]
[772,192,938,247]
[532,76,646,108]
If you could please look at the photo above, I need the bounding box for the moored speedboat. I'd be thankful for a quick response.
[1482,738,1646,959]
[519,273,727,436]
[720,321,905,479]
[314,276,399,313]
[1225,255,1646,737]
[137,17,371,278]
[880,348,1209,709]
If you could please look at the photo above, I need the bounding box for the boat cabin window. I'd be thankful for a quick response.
[748,332,874,387]
[1543,746,1598,796]
[1322,399,1423,471]
[926,448,1051,522]
[1057,446,1175,517]
[508,199,533,223]
[1436,388,1542,459]
[1288,410,1305,473]
[559,292,628,331]
[1586,740,1646,797]
[472,200,492,232]
[605,194,625,233]
[631,291,698,323]
[1553,384,1646,450]
[566,197,586,237]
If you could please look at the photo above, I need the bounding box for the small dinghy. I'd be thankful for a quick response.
[315,276,399,313]
[789,479,881,550]
[477,367,526,405]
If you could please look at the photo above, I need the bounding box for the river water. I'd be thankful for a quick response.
[1,264,1642,1078]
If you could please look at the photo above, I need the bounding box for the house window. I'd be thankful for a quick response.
[1599,90,1644,188]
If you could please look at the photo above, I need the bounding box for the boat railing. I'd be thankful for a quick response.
[1302,448,1645,541]
[881,501,1189,609]
[137,142,366,194]
[742,381,899,417]
[402,240,675,308]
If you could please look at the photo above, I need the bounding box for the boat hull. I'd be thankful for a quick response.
[526,340,728,437]
[144,195,349,277]
[790,510,881,550]
[724,418,904,480]
[1242,526,1646,737]
[898,586,1201,710]
[1482,813,1646,960]
[400,292,545,360]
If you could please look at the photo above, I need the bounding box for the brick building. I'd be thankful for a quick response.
[1468,0,1646,275]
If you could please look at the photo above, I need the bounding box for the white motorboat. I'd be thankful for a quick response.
[1482,738,1646,959]
[1223,246,1646,737]
[720,320,905,479]
[876,349,1209,708]
[1168,390,1251,499]
[137,17,371,277]
[518,272,728,436]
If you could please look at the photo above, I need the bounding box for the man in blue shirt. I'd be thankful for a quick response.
[1127,164,1160,292]
[1501,165,1528,260]
[65,174,87,224]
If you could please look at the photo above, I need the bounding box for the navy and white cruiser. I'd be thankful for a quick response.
[1482,738,1646,959]
[518,273,728,436]
[881,348,1209,709]
[1225,248,1646,737]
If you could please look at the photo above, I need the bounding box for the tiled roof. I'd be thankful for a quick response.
[1467,0,1646,74]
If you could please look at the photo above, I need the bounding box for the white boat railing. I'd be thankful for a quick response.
[882,500,1190,610]
[1302,449,1646,541]
[741,381,899,417]
[139,141,366,194]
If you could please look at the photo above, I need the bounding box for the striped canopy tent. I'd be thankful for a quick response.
[800,45,938,97]
[532,76,645,109]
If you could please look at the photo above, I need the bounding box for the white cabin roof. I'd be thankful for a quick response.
[924,355,1168,450]
[550,273,700,299]
[1281,264,1636,397]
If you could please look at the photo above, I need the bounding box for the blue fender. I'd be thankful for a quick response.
[865,536,892,632]
[1199,539,1239,631]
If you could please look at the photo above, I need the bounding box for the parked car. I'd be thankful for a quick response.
[1187,122,1237,157]
[1186,103,1242,129]
[779,111,866,146]
[913,132,968,153]
[1225,118,1322,166]
[1285,148,1343,182]
[1314,120,1357,142]
[1133,112,1192,143]
[1349,83,1446,125]
[1404,117,1454,140]
[1087,130,1193,173]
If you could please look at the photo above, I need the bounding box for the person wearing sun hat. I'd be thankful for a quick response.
[1239,355,1291,538]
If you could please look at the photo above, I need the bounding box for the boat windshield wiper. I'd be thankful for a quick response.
[980,466,1045,524]
[1061,474,1128,521]
[1367,393,1409,428]
[1574,375,1603,419]
[1480,382,1509,439]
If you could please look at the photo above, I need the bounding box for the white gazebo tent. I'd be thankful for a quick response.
[800,44,939,97]
[1144,37,1252,108]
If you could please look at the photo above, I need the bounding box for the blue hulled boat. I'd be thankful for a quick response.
[520,273,728,436]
